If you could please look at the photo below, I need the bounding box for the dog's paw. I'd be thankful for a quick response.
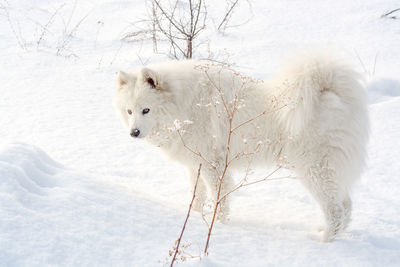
[307,231,334,243]
[307,232,323,242]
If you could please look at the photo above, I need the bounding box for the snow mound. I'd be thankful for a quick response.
[0,143,182,266]
[0,143,64,195]
[367,78,400,104]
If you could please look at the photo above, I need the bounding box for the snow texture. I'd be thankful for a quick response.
[1,0,400,266]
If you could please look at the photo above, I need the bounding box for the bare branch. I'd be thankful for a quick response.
[204,69,232,118]
[170,164,202,267]
[153,0,188,36]
[176,128,221,177]
[231,103,288,133]
[193,1,207,37]
[218,166,295,203]
[56,8,91,56]
[381,8,400,19]
[36,4,66,49]
[2,2,27,50]
[217,0,240,31]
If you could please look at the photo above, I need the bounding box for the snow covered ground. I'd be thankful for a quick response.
[1,0,400,266]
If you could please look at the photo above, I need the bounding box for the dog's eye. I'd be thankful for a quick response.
[147,78,156,88]
[142,108,150,115]
[127,109,132,115]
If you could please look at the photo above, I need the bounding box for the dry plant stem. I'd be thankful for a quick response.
[176,129,221,177]
[217,0,240,31]
[170,164,202,267]
[204,70,231,117]
[231,103,287,132]
[204,69,253,254]
[381,8,400,18]
[153,0,186,36]
[353,49,379,77]
[56,3,91,56]
[203,171,224,254]
[354,49,368,75]
[204,109,234,254]
[151,2,158,52]
[218,166,287,203]
[2,2,27,50]
[36,4,65,49]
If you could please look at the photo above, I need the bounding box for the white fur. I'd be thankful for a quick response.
[113,53,369,242]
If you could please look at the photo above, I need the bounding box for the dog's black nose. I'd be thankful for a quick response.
[131,129,140,137]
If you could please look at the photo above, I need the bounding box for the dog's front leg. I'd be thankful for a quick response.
[188,167,207,212]
[202,165,234,223]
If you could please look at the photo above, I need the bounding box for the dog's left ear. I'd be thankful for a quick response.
[141,68,163,90]
[117,70,130,86]
[117,70,137,91]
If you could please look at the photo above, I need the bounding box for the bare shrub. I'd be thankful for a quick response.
[1,0,91,58]
[1,1,27,50]
[56,1,91,58]
[35,4,66,50]
[123,0,252,59]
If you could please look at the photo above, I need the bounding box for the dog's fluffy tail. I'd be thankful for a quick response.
[270,52,367,136]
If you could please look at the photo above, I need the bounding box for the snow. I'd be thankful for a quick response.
[367,78,400,104]
[1,0,400,266]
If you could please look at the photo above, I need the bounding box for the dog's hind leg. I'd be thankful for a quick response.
[299,156,349,242]
[342,194,352,230]
[316,194,352,234]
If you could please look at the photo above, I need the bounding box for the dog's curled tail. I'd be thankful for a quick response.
[271,52,367,136]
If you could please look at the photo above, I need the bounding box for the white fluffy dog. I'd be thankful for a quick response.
[113,53,369,242]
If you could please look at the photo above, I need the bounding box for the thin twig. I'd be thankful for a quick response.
[57,9,91,56]
[204,98,234,254]
[353,49,368,75]
[231,104,287,133]
[2,3,27,50]
[204,70,232,118]
[36,3,65,49]
[217,0,240,31]
[170,164,202,267]
[153,0,188,36]
[381,8,400,18]
[176,128,221,177]
[218,166,281,203]
[372,52,378,76]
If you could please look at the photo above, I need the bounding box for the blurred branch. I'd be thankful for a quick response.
[381,8,400,19]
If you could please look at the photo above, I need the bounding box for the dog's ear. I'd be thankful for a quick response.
[141,68,163,90]
[117,70,132,90]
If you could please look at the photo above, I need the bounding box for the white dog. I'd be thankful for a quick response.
[113,53,369,242]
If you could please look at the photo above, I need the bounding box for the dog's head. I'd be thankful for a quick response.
[113,67,169,139]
